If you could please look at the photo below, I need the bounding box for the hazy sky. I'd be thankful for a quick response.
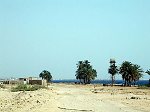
[0,0,150,80]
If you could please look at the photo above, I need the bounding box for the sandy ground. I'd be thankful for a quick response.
[0,84,150,112]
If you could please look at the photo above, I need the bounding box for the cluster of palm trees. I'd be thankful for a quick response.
[39,60,150,86]
[108,60,150,86]
[75,60,97,84]
[119,61,143,86]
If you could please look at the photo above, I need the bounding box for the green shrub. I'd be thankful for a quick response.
[0,84,5,89]
[11,84,47,92]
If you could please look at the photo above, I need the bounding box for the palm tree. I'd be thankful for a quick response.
[119,61,143,86]
[146,69,150,84]
[39,70,52,83]
[89,69,97,83]
[146,69,150,75]
[119,61,132,86]
[131,64,143,85]
[108,59,118,86]
[75,60,97,84]
[75,61,85,83]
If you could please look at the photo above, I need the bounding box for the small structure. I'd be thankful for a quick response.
[18,78,28,84]
[29,79,47,86]
[28,77,47,86]
[3,80,9,84]
[2,77,47,86]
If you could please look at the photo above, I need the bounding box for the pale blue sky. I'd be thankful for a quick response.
[0,0,150,79]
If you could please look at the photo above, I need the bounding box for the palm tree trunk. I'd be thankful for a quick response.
[79,79,81,84]
[124,80,127,86]
[111,75,114,86]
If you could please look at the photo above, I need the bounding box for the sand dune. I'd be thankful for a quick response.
[0,84,150,112]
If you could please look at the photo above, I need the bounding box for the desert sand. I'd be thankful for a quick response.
[0,84,150,112]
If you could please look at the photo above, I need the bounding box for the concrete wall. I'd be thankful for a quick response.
[29,80,47,86]
[2,78,47,86]
[3,81,10,84]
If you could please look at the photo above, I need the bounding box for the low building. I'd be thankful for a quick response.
[29,79,47,86]
[2,77,47,86]
[19,77,47,86]
[18,78,28,84]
